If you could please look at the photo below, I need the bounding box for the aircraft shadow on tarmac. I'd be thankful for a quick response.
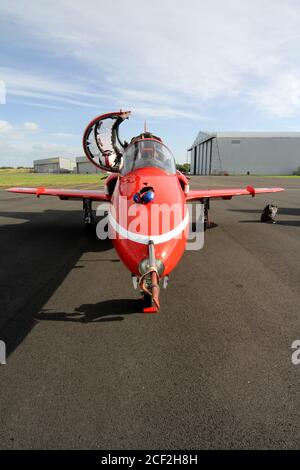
[36,298,143,323]
[0,209,119,357]
[229,207,300,227]
[190,221,218,231]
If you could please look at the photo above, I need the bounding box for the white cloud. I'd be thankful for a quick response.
[11,100,64,110]
[0,76,102,109]
[51,132,75,138]
[0,120,40,135]
[250,74,300,117]
[30,142,80,156]
[0,80,6,104]
[1,0,300,120]
[0,66,206,118]
[0,120,13,134]
[23,121,39,131]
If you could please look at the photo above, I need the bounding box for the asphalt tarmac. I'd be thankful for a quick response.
[0,175,299,449]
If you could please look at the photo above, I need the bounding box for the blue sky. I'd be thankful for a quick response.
[1,0,300,166]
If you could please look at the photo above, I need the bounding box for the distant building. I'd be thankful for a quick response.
[76,156,102,174]
[188,132,300,175]
[33,157,75,173]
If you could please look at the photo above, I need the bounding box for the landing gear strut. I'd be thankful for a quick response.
[139,240,160,313]
[83,198,95,226]
[203,198,210,231]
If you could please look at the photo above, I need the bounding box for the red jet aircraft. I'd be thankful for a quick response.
[7,111,284,312]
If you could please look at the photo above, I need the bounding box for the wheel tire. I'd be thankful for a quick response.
[143,292,152,308]
[84,222,96,235]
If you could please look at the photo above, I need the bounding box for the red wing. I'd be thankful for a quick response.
[186,186,284,201]
[7,187,108,201]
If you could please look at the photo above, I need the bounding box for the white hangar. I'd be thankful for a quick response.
[76,156,102,174]
[188,132,300,175]
[33,157,75,173]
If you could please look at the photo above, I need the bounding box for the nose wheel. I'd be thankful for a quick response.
[142,292,157,313]
[143,292,159,313]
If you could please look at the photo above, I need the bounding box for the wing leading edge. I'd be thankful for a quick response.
[186,186,284,201]
[6,187,108,201]
[7,185,284,202]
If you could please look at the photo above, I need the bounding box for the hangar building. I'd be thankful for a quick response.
[76,156,102,174]
[33,157,75,173]
[188,132,300,175]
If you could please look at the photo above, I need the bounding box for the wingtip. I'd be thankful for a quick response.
[270,187,285,192]
[6,187,20,192]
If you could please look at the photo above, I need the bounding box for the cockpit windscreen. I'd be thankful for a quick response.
[121,139,176,175]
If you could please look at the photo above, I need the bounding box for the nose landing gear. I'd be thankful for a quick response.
[140,268,160,313]
[143,270,160,313]
[139,240,161,313]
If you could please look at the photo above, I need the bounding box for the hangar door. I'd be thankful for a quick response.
[192,139,213,175]
[35,163,59,173]
[77,161,100,174]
